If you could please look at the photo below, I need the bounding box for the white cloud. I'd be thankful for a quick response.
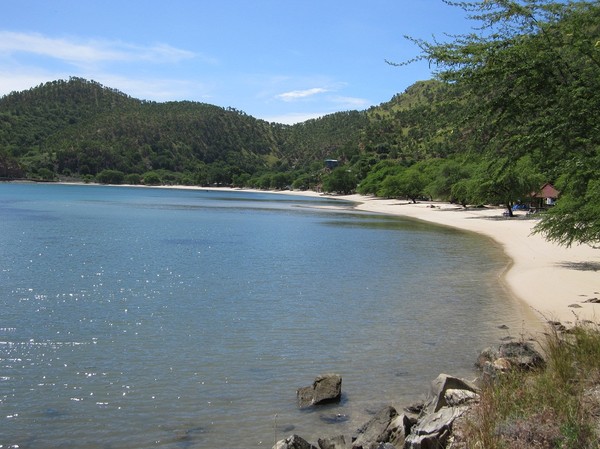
[0,31,197,67]
[89,74,214,102]
[330,95,371,109]
[0,68,71,97]
[276,87,328,102]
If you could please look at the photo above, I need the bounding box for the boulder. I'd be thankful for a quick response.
[404,406,466,449]
[425,374,478,414]
[297,373,342,408]
[476,342,545,372]
[274,434,318,449]
[443,388,480,408]
[318,435,348,449]
[351,405,414,449]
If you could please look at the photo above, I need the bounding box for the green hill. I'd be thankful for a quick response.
[0,77,378,183]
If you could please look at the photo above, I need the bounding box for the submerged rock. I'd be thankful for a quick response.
[320,413,350,424]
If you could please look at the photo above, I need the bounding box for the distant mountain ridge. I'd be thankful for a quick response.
[0,77,454,183]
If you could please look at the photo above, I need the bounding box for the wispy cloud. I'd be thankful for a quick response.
[330,95,371,109]
[276,87,328,102]
[0,31,198,67]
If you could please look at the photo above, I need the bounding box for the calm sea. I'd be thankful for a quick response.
[0,183,531,449]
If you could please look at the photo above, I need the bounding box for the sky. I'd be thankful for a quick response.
[0,1,473,124]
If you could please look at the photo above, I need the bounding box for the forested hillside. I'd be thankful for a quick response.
[1,0,598,247]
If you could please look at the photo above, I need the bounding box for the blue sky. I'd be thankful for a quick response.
[0,1,472,124]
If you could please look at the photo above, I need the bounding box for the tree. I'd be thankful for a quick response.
[425,157,475,203]
[534,154,600,246]
[398,0,600,244]
[470,156,544,216]
[322,167,356,194]
[379,165,427,203]
[96,169,124,184]
[142,171,161,185]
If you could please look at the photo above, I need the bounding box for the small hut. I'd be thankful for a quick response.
[531,183,560,209]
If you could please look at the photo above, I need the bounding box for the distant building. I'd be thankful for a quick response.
[324,159,339,170]
[531,183,560,208]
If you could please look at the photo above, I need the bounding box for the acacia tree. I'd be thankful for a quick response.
[379,165,427,203]
[396,0,600,245]
[322,166,357,194]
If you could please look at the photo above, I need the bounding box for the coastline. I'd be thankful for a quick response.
[328,193,600,327]
[55,182,600,325]
[182,185,599,326]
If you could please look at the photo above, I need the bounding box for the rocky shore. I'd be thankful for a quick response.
[275,341,545,449]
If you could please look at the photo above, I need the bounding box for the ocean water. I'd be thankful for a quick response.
[0,183,532,449]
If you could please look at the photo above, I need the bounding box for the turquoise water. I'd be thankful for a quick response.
[0,184,529,448]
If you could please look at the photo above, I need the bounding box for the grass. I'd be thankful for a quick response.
[458,322,600,449]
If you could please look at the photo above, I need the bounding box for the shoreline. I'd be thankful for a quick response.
[173,185,599,326]
[328,192,599,327]
[46,182,600,325]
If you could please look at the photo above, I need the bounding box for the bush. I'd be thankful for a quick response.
[124,173,142,185]
[459,322,600,448]
[142,171,162,185]
[96,169,125,184]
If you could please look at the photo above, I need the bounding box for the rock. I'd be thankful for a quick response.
[404,401,426,417]
[319,413,350,424]
[297,373,342,408]
[476,342,545,372]
[404,406,466,449]
[425,374,478,414]
[387,413,416,448]
[351,405,399,449]
[497,342,545,370]
[443,388,480,407]
[318,435,348,449]
[274,434,318,449]
[492,357,512,372]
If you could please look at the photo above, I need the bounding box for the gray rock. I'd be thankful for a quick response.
[297,373,342,408]
[351,405,402,449]
[404,407,466,449]
[274,434,318,449]
[443,388,480,407]
[425,374,478,414]
[476,342,545,371]
[318,435,348,449]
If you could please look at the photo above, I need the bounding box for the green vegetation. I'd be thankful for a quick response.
[0,1,598,247]
[461,323,600,448]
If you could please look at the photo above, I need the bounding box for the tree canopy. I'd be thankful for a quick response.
[397,0,600,246]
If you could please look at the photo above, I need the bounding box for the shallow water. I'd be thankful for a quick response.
[0,184,530,448]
